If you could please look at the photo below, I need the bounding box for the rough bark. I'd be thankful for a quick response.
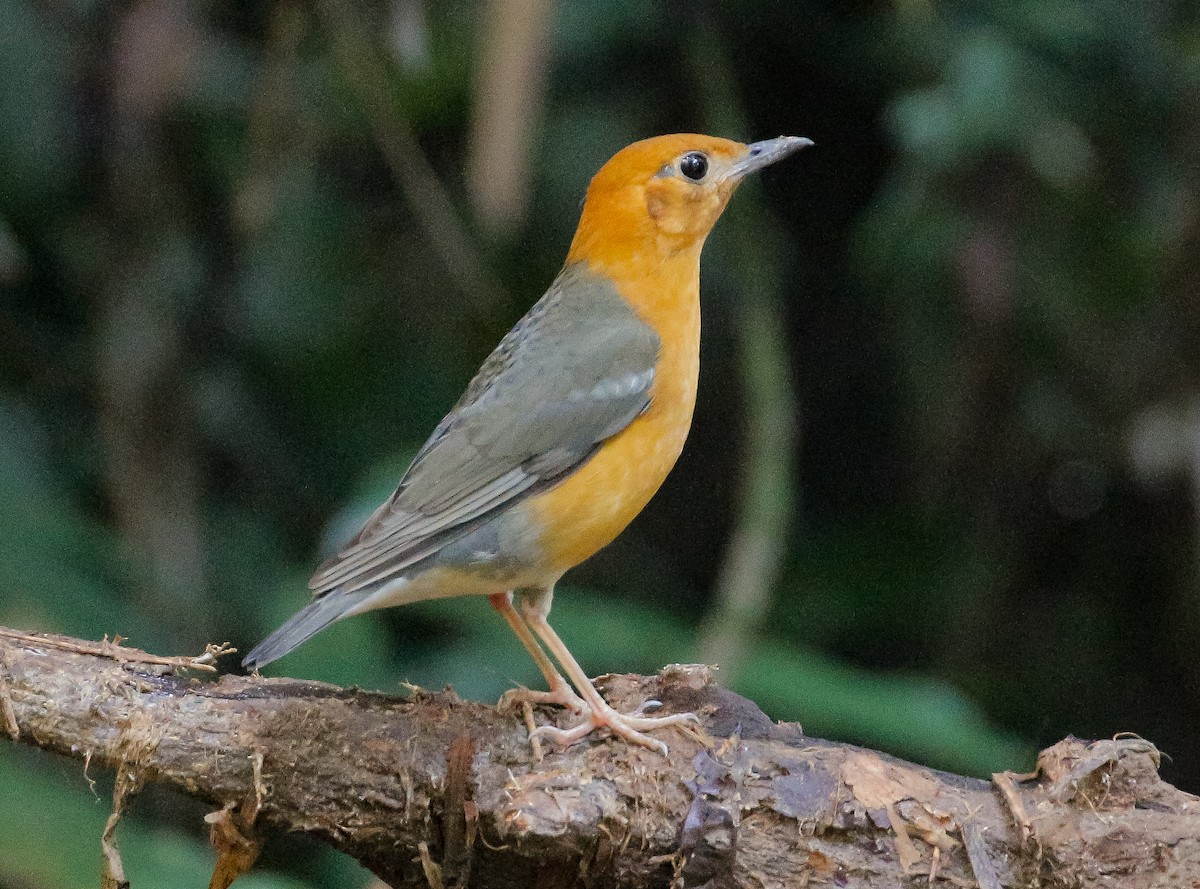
[0,626,1197,889]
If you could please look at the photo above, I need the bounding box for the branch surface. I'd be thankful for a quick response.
[1,626,1197,888]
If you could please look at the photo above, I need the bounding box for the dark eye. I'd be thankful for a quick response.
[680,152,708,181]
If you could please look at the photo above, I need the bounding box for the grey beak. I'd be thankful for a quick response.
[730,135,814,178]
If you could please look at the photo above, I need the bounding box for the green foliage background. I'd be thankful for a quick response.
[1,0,1198,885]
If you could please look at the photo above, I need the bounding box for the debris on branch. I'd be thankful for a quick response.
[0,626,1196,888]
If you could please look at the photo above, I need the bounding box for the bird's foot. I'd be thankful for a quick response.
[499,680,587,715]
[530,697,699,755]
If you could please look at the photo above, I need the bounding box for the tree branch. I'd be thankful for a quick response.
[1,625,1196,888]
[313,0,507,315]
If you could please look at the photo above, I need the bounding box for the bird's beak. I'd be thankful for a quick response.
[729,136,814,179]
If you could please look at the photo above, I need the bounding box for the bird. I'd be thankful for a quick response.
[243,133,811,752]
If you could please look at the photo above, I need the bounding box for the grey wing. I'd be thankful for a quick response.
[309,264,660,596]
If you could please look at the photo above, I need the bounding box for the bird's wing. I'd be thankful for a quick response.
[309,263,660,596]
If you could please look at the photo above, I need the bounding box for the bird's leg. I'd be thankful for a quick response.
[488,592,585,714]
[517,589,699,754]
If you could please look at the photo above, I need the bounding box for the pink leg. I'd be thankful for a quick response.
[517,590,699,754]
[488,593,585,714]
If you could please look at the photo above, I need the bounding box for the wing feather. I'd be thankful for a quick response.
[310,467,535,591]
[309,264,659,596]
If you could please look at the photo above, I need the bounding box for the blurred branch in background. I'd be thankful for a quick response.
[93,0,211,640]
[1158,86,1200,686]
[467,0,557,233]
[313,0,506,314]
[233,0,307,235]
[933,171,1021,675]
[690,16,799,686]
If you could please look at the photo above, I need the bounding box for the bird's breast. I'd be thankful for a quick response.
[524,276,701,575]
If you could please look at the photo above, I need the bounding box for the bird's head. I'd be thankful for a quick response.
[567,133,812,271]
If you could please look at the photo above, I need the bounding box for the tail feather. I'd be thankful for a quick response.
[243,590,370,670]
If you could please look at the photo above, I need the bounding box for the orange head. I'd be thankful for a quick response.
[566,133,812,274]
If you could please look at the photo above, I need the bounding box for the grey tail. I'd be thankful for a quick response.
[243,590,370,670]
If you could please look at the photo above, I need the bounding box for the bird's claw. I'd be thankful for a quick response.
[529,701,699,755]
[634,699,663,716]
[499,682,587,715]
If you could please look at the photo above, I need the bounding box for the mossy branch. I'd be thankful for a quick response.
[1,626,1196,888]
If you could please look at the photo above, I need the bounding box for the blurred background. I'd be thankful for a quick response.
[1,0,1198,885]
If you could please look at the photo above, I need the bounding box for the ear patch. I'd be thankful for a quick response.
[645,185,689,235]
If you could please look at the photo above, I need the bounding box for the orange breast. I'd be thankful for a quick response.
[524,258,702,574]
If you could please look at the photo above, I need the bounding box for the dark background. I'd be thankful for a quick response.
[1,0,1198,885]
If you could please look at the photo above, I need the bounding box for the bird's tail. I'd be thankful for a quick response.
[242,590,371,670]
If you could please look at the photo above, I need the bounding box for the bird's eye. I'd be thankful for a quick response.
[679,152,708,181]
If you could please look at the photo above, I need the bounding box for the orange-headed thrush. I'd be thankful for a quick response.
[244,134,811,752]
